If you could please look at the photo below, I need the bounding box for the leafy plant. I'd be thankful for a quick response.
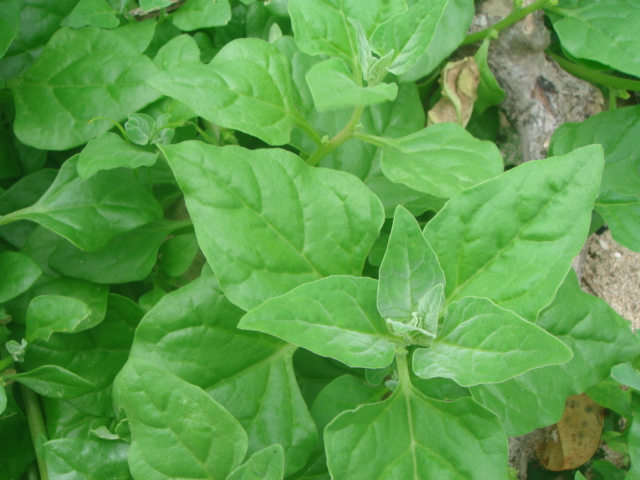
[1,0,639,479]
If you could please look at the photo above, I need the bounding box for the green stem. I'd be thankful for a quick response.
[306,106,364,167]
[352,132,394,148]
[462,0,554,45]
[547,51,640,92]
[609,88,617,111]
[0,356,14,371]
[20,384,49,480]
[296,117,324,148]
[88,117,129,142]
[395,349,411,388]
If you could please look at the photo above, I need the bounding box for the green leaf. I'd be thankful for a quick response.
[324,382,508,479]
[10,27,161,150]
[5,366,95,399]
[306,58,397,112]
[78,133,158,179]
[474,39,506,115]
[172,0,231,31]
[289,0,406,68]
[239,276,397,369]
[380,122,504,199]
[49,221,180,284]
[470,272,640,435]
[44,438,131,480]
[125,113,156,146]
[26,295,92,342]
[550,105,640,251]
[161,142,383,311]
[1,156,163,251]
[227,445,285,480]
[115,358,248,480]
[0,251,41,303]
[0,387,34,479]
[0,1,78,81]
[398,0,474,82]
[0,387,5,416]
[612,363,640,391]
[111,17,156,53]
[24,294,141,427]
[310,375,387,442]
[424,145,604,320]
[158,233,199,278]
[128,272,318,474]
[378,206,445,339]
[371,0,450,76]
[412,296,573,386]
[149,38,302,146]
[61,0,120,29]
[549,1,640,78]
[0,0,20,59]
[154,34,201,70]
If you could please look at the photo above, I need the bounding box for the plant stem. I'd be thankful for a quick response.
[547,51,640,92]
[0,356,14,371]
[352,132,394,148]
[306,106,364,167]
[395,349,411,388]
[462,0,554,46]
[296,118,324,148]
[20,384,49,480]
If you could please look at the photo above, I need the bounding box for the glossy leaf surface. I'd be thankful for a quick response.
[128,272,317,474]
[6,365,95,399]
[424,145,604,320]
[325,382,508,479]
[149,38,301,145]
[0,251,41,303]
[26,295,91,343]
[550,105,640,251]
[240,276,397,369]
[550,1,640,78]
[306,58,397,112]
[172,0,231,31]
[115,358,248,480]
[162,142,383,311]
[378,206,445,339]
[1,156,163,251]
[227,445,285,480]
[44,438,131,479]
[470,273,640,435]
[380,122,504,199]
[412,297,573,386]
[77,133,158,180]
[10,27,161,150]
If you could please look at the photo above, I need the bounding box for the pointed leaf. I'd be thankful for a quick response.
[62,0,120,29]
[399,0,474,82]
[154,34,201,70]
[227,445,285,480]
[10,27,161,150]
[424,145,604,320]
[378,206,445,339]
[6,366,95,399]
[0,0,19,59]
[161,142,383,311]
[78,133,158,180]
[325,383,508,479]
[549,1,640,78]
[240,276,396,369]
[413,297,573,386]
[172,0,231,31]
[128,272,318,475]
[115,358,248,480]
[380,122,504,199]
[44,438,130,479]
[1,156,163,251]
[289,0,406,67]
[149,38,301,146]
[550,105,640,251]
[26,295,92,343]
[306,58,397,112]
[49,221,180,284]
[371,0,450,75]
[470,272,640,435]
[0,251,41,303]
